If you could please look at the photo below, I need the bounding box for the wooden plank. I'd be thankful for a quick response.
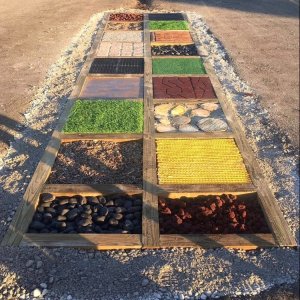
[156,183,256,195]
[160,234,277,249]
[21,234,142,250]
[185,41,295,246]
[153,98,218,104]
[1,14,110,247]
[154,132,234,139]
[43,184,143,196]
[142,14,160,248]
[60,133,143,142]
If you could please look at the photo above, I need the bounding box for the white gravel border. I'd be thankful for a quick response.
[0,9,299,300]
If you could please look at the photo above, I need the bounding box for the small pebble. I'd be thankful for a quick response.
[32,288,41,298]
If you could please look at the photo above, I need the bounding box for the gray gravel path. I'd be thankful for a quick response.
[0,9,299,300]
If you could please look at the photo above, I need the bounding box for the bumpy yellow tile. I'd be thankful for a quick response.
[156,139,251,184]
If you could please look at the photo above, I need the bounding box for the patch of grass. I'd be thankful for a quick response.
[149,21,189,30]
[152,58,206,74]
[63,100,143,133]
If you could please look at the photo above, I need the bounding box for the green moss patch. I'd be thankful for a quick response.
[63,100,143,133]
[149,21,189,30]
[152,58,206,75]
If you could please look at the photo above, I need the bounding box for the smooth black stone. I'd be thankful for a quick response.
[30,221,45,230]
[133,198,142,206]
[67,204,76,209]
[115,207,126,213]
[114,198,125,206]
[58,199,69,205]
[98,207,108,217]
[55,221,67,229]
[128,206,141,213]
[66,208,79,221]
[81,212,92,219]
[68,197,78,205]
[78,195,87,205]
[98,196,107,204]
[125,214,134,220]
[59,208,69,216]
[57,215,67,221]
[123,220,134,231]
[106,200,114,207]
[40,193,55,203]
[45,207,57,215]
[114,213,123,220]
[87,196,99,205]
[77,218,92,227]
[39,202,51,208]
[37,206,44,213]
[95,216,106,223]
[109,218,119,226]
[108,207,115,213]
[43,213,52,224]
[33,213,43,222]
[124,201,132,209]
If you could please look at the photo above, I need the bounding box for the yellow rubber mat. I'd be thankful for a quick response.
[156,139,251,184]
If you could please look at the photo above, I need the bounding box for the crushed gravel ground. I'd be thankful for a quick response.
[0,9,299,300]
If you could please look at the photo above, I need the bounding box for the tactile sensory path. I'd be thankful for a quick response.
[4,12,295,249]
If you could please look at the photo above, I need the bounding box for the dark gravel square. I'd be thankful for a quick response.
[149,13,184,21]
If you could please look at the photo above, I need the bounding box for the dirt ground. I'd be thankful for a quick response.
[0,0,299,299]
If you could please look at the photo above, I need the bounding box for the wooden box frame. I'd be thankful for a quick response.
[2,13,296,250]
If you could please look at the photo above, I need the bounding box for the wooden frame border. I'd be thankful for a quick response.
[2,12,296,249]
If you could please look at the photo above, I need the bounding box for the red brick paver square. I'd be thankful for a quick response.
[153,77,217,99]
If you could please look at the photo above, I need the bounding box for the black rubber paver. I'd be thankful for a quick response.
[148,13,185,21]
[89,58,144,74]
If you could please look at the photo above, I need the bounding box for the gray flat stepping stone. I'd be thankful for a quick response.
[197,118,228,132]
[102,32,143,43]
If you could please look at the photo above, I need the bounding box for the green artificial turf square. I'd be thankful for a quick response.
[149,21,189,30]
[63,100,144,133]
[152,58,206,75]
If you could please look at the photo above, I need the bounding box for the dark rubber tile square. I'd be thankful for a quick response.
[149,13,184,21]
[153,77,217,99]
[89,58,144,74]
[79,77,144,99]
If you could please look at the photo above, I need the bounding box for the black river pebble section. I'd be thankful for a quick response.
[148,13,185,21]
[28,193,143,234]
[89,58,144,74]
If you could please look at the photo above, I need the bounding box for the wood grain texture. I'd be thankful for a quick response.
[160,234,276,249]
[43,184,143,196]
[60,133,143,142]
[142,14,160,247]
[21,234,142,249]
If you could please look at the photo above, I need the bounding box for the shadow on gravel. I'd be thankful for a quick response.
[137,0,299,18]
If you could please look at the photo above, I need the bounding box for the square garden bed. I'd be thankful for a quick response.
[63,100,143,134]
[149,21,189,31]
[109,13,144,22]
[28,192,142,234]
[89,58,144,74]
[151,44,198,56]
[106,22,143,31]
[152,58,206,75]
[156,139,250,184]
[47,140,143,185]
[96,42,144,57]
[154,102,229,133]
[153,77,217,100]
[151,31,193,44]
[159,193,270,234]
[79,77,144,99]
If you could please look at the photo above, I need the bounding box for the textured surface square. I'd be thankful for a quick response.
[151,31,193,43]
[89,58,144,74]
[109,13,144,22]
[156,139,251,184]
[153,77,217,99]
[151,44,198,56]
[106,22,143,31]
[102,31,143,42]
[63,100,143,133]
[80,77,144,99]
[149,13,184,21]
[97,42,144,57]
[149,21,189,30]
[152,58,206,74]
